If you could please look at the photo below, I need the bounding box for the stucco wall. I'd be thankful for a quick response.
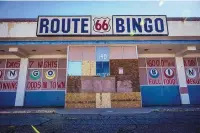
[0,21,200,37]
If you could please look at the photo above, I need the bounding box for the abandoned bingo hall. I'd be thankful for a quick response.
[0,15,200,108]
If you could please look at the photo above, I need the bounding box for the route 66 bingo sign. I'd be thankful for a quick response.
[92,16,112,35]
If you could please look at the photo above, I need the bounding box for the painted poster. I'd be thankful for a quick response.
[139,58,177,85]
[147,68,162,85]
[184,58,200,85]
[0,59,20,91]
[26,59,66,90]
[185,67,200,84]
[163,68,178,85]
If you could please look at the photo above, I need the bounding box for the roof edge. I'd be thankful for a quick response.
[0,17,199,22]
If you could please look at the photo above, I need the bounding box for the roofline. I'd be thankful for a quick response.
[0,17,199,22]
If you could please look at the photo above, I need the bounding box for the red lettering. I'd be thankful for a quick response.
[147,60,160,67]
[11,82,17,89]
[27,82,41,90]
[6,61,20,68]
[38,61,43,68]
[43,61,57,68]
[187,79,200,84]
[184,60,196,66]
[161,60,165,67]
[149,79,161,84]
[42,82,47,88]
[164,79,176,85]
[0,82,17,90]
[50,81,57,89]
[57,82,65,88]
[29,61,34,68]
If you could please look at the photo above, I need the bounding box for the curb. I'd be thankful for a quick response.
[0,110,56,114]
[152,108,200,112]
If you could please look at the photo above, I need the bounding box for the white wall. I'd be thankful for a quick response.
[0,21,200,37]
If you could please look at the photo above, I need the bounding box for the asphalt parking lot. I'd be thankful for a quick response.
[1,108,200,133]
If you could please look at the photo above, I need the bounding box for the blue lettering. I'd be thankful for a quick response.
[62,18,70,33]
[155,18,164,32]
[81,18,88,33]
[127,18,131,32]
[50,19,60,33]
[116,18,125,33]
[144,18,153,32]
[72,18,80,33]
[39,18,49,33]
[132,18,142,32]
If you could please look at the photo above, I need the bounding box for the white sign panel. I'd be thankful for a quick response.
[37,15,168,36]
[91,16,113,35]
[37,16,91,36]
[113,15,168,35]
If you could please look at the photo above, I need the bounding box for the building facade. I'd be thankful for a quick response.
[0,15,200,108]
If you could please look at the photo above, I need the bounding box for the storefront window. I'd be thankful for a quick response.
[139,58,178,85]
[0,59,20,91]
[26,59,66,90]
[184,58,200,85]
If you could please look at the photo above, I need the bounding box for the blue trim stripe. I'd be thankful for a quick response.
[0,40,200,45]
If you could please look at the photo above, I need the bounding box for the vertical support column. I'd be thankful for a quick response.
[65,46,69,108]
[175,57,190,104]
[15,58,28,106]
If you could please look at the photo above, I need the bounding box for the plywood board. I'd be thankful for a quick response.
[67,76,81,93]
[65,93,96,108]
[111,92,141,108]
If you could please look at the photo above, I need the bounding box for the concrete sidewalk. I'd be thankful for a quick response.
[1,106,200,115]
